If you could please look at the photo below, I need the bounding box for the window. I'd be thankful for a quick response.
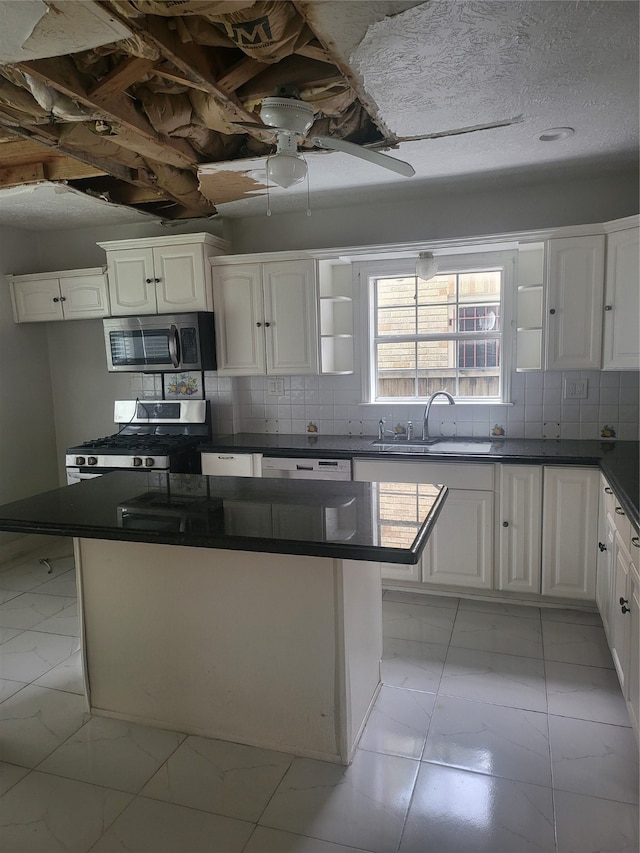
[361,251,514,403]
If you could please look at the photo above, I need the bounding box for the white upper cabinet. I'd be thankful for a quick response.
[212,258,319,376]
[98,233,228,316]
[602,223,640,370]
[545,235,605,370]
[10,268,110,322]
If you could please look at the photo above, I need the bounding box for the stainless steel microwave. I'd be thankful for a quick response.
[103,313,217,373]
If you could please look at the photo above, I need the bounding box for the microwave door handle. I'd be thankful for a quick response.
[168,325,181,368]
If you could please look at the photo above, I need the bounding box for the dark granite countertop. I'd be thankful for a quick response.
[0,472,447,565]
[200,435,639,529]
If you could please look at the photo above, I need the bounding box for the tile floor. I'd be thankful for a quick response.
[0,541,638,853]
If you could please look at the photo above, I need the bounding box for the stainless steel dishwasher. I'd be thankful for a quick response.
[261,457,352,480]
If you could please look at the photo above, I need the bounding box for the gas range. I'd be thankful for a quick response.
[66,400,210,484]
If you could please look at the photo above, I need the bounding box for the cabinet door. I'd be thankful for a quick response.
[602,226,640,370]
[60,273,110,319]
[596,504,616,639]
[625,560,639,734]
[609,535,631,692]
[106,248,156,315]
[545,235,605,369]
[212,264,265,375]
[10,277,63,322]
[263,259,318,375]
[542,467,599,599]
[497,465,542,594]
[422,490,494,590]
[154,244,211,313]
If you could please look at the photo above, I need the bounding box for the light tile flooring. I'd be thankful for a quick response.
[0,542,638,853]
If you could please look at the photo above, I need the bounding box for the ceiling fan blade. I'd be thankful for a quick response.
[397,115,524,143]
[311,136,415,177]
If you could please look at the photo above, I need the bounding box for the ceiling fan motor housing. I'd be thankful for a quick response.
[260,97,314,136]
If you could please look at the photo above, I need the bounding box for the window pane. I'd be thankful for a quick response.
[457,338,500,368]
[458,271,501,302]
[376,341,416,398]
[377,306,416,336]
[458,305,501,333]
[459,366,500,398]
[417,304,452,334]
[376,277,416,307]
[417,274,456,304]
[417,341,456,397]
[417,340,453,370]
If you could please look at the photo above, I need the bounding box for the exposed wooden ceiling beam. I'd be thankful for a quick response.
[217,57,268,94]
[0,161,45,189]
[237,56,344,101]
[295,41,332,64]
[88,56,156,99]
[0,139,106,180]
[18,57,199,170]
[0,122,211,216]
[104,7,261,128]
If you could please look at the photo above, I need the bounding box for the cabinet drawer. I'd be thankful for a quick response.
[353,458,494,490]
[201,452,262,477]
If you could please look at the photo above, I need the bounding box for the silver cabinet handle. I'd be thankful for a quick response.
[604,305,612,311]
[615,507,625,516]
[604,487,613,494]
[502,521,509,527]
[549,308,556,315]
[632,537,639,548]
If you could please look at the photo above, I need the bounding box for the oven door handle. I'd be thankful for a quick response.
[168,324,181,368]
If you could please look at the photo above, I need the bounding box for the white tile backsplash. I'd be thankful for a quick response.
[197,370,639,441]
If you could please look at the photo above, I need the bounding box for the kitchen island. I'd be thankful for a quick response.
[0,472,447,765]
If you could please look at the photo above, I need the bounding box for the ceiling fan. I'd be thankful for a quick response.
[236,95,415,188]
[236,90,524,190]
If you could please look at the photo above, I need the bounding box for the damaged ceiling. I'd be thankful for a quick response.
[0,0,638,227]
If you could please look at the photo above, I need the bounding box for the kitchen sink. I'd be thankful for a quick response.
[370,439,495,454]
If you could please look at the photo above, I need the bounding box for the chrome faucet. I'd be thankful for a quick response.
[422,391,455,440]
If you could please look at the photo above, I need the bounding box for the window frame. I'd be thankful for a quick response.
[357,250,516,404]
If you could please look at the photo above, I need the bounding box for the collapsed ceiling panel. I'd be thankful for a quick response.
[0,180,156,230]
[0,0,131,64]
[0,0,392,220]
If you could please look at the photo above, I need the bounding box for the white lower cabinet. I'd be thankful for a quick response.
[422,489,494,589]
[497,465,542,594]
[201,452,262,477]
[352,458,494,589]
[541,466,599,600]
[596,474,640,738]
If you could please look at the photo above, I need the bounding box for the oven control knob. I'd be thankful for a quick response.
[75,456,86,466]
[87,457,98,466]
[144,458,155,467]
[132,457,143,467]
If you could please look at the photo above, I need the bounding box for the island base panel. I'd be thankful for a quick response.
[76,538,382,764]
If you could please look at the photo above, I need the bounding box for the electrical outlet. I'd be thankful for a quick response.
[564,378,588,399]
[267,378,285,395]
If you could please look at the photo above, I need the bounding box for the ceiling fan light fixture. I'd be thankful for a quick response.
[416,251,438,281]
[266,152,308,188]
[260,97,314,135]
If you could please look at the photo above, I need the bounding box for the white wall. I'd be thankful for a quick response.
[225,167,640,254]
[0,226,58,544]
[46,321,133,484]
